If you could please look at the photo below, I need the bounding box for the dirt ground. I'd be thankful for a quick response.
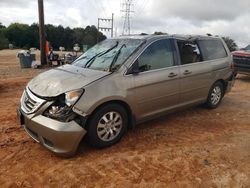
[0,49,250,187]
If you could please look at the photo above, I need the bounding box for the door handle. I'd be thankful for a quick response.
[183,70,192,75]
[168,72,178,78]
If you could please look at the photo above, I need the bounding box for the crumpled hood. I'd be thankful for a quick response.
[28,64,110,97]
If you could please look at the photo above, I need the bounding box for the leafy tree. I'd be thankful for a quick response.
[73,27,85,45]
[0,30,9,50]
[2,22,106,50]
[222,36,238,52]
[45,24,63,49]
[84,25,103,46]
[62,27,74,50]
[27,23,39,48]
[0,22,5,29]
[5,23,30,48]
[154,31,168,35]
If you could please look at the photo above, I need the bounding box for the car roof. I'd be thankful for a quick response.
[113,34,221,41]
[113,35,151,40]
[170,34,221,41]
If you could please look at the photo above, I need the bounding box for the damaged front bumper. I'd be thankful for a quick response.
[17,107,86,157]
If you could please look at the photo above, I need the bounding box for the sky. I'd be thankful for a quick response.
[0,0,250,47]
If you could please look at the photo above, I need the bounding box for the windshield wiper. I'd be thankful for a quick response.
[85,41,119,68]
[109,44,127,72]
[82,51,105,68]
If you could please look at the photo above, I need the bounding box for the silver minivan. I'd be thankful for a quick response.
[17,35,235,156]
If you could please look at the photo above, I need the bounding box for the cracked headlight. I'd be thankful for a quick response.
[65,89,83,107]
[45,89,84,121]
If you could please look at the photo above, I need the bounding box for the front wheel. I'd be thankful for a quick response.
[86,104,128,148]
[205,82,224,109]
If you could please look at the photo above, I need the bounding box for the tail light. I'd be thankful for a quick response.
[230,54,234,70]
[230,61,234,70]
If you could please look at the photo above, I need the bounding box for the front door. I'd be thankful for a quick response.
[132,39,180,120]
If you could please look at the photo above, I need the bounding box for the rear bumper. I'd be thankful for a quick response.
[17,107,86,157]
[225,74,235,93]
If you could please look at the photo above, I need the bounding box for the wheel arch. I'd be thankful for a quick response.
[86,100,135,130]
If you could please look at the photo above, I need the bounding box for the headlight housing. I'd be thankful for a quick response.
[44,89,84,121]
[65,89,84,107]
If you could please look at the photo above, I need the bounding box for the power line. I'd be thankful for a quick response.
[93,0,108,18]
[90,0,102,17]
[134,0,149,18]
[99,1,109,18]
[121,0,134,35]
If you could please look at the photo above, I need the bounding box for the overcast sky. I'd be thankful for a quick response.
[0,0,250,47]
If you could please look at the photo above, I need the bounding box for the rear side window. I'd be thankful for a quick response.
[245,45,250,51]
[177,41,202,65]
[198,40,228,61]
[137,39,174,72]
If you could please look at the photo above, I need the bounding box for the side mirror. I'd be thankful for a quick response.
[127,60,140,75]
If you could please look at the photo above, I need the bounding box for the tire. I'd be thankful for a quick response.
[233,72,237,78]
[205,82,224,109]
[86,103,128,148]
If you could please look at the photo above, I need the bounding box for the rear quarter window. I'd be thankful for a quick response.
[198,39,228,61]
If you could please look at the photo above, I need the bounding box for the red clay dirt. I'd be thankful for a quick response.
[0,50,250,187]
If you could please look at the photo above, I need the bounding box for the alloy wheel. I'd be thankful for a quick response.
[211,86,222,105]
[97,111,123,142]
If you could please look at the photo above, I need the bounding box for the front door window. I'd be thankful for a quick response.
[137,39,174,72]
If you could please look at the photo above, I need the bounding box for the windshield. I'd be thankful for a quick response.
[73,38,144,72]
[245,45,250,51]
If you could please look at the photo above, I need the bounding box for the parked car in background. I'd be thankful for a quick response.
[232,44,250,75]
[17,34,235,156]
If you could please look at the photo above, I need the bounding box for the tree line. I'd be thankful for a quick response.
[0,22,239,52]
[0,22,106,50]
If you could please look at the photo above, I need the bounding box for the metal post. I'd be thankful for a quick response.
[97,18,100,43]
[97,14,114,39]
[38,0,46,65]
[111,13,114,38]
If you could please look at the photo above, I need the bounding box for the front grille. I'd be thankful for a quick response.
[233,55,250,66]
[21,88,45,114]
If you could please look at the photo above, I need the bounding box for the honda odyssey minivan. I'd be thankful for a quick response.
[17,34,235,156]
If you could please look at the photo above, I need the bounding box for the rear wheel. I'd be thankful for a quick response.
[205,82,224,109]
[86,103,128,148]
[233,72,237,78]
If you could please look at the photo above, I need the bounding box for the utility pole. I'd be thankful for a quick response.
[111,13,114,38]
[115,27,118,37]
[121,0,134,35]
[97,13,114,40]
[38,0,46,65]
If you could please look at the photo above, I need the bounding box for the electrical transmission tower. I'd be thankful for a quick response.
[121,0,134,35]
